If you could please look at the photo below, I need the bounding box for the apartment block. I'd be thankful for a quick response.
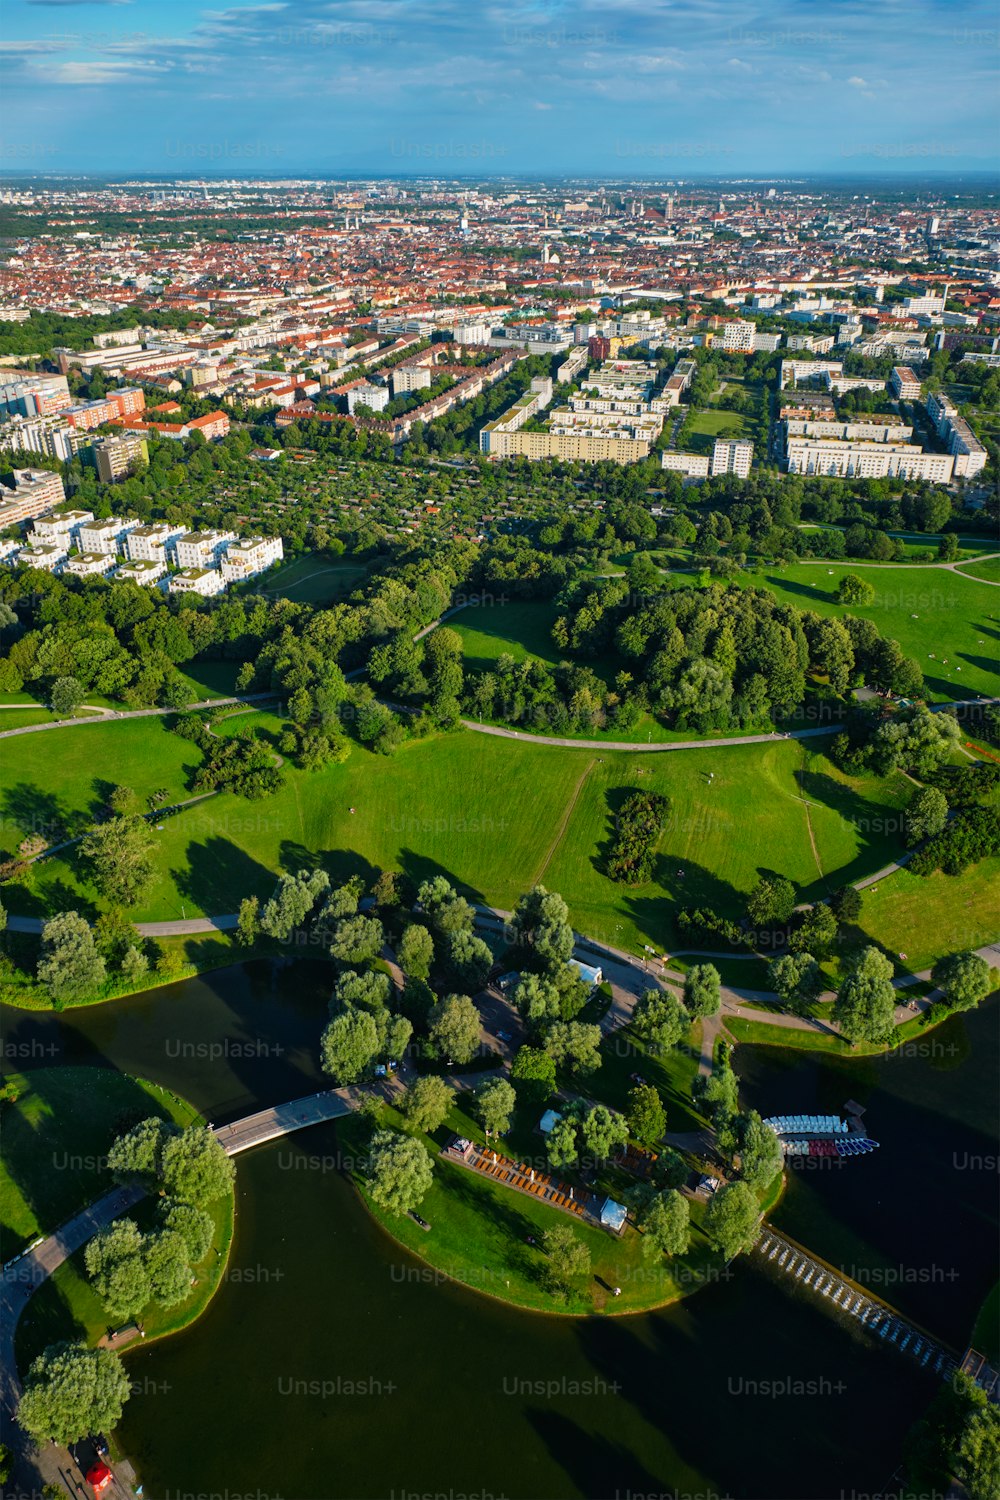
[115,558,167,585]
[722,321,755,353]
[661,451,710,478]
[219,535,284,582]
[19,543,66,572]
[390,365,433,397]
[0,467,66,526]
[77,517,141,556]
[889,366,922,401]
[347,383,390,414]
[711,439,753,478]
[174,529,236,570]
[785,437,955,482]
[64,551,117,579]
[29,509,94,546]
[169,567,226,597]
[93,433,149,483]
[126,522,189,563]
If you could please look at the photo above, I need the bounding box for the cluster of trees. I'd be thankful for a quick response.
[833,704,961,779]
[173,714,284,800]
[909,806,1000,877]
[904,1370,1000,1500]
[606,791,669,885]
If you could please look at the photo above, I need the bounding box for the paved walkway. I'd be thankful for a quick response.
[0,692,279,740]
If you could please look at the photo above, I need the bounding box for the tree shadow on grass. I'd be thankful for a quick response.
[795,767,907,896]
[396,849,487,906]
[278,839,379,893]
[764,573,834,605]
[170,836,278,916]
[1,783,81,850]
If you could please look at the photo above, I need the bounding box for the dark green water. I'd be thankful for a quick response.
[3,964,996,1500]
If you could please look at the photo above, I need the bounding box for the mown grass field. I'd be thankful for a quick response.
[750,564,999,700]
[3,717,972,968]
[956,557,1000,584]
[0,1067,203,1255]
[258,553,368,605]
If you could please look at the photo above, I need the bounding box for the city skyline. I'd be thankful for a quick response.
[2,0,999,175]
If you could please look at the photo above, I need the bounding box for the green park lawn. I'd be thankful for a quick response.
[449,600,562,669]
[750,564,999,700]
[848,857,1000,972]
[259,552,368,605]
[0,1066,203,1255]
[956,557,1000,584]
[680,408,748,454]
[3,717,957,967]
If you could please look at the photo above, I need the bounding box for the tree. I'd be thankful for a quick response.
[627,1083,666,1147]
[259,869,329,942]
[544,1020,602,1076]
[17,1342,131,1446]
[789,903,838,958]
[328,913,384,966]
[108,1116,172,1184]
[443,928,493,992]
[830,885,862,924]
[768,951,823,1013]
[546,1116,579,1169]
[738,1111,784,1187]
[120,945,149,982]
[905,785,949,847]
[416,876,474,935]
[161,1126,235,1208]
[143,1228,192,1308]
[705,1180,761,1259]
[366,1128,433,1215]
[833,946,897,1045]
[428,993,481,1064]
[631,988,689,1054]
[398,922,434,980]
[541,1224,590,1297]
[401,1074,453,1133]
[93,907,139,966]
[321,1007,380,1084]
[931,951,994,1013]
[159,1199,213,1262]
[236,897,260,946]
[509,885,575,972]
[85,1219,151,1321]
[683,963,721,1019]
[746,875,796,929]
[82,814,156,907]
[836,573,875,606]
[475,1076,516,1136]
[50,675,84,717]
[640,1189,690,1261]
[580,1104,628,1164]
[37,911,106,1003]
[510,1045,556,1104]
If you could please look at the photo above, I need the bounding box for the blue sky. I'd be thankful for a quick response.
[2,0,998,176]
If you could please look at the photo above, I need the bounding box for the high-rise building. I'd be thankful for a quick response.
[711,439,753,478]
[93,433,149,484]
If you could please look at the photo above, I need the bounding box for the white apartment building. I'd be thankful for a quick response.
[0,538,19,564]
[29,509,94,547]
[64,551,116,579]
[174,529,236,570]
[219,535,284,583]
[77,517,141,557]
[169,567,226,597]
[786,437,955,483]
[780,359,844,388]
[19,543,66,572]
[889,366,922,401]
[661,451,710,478]
[0,467,67,524]
[711,439,753,479]
[347,383,390,414]
[530,376,553,409]
[723,321,756,353]
[926,393,988,478]
[116,558,167,585]
[126,523,189,563]
[783,419,913,444]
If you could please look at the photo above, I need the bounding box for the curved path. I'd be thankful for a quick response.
[0,692,280,741]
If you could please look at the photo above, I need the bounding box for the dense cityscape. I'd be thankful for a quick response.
[0,11,998,1500]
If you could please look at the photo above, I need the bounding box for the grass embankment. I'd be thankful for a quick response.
[2,721,926,951]
[954,557,1000,584]
[0,1066,202,1255]
[970,1282,1000,1365]
[1,1066,235,1372]
[15,1191,234,1373]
